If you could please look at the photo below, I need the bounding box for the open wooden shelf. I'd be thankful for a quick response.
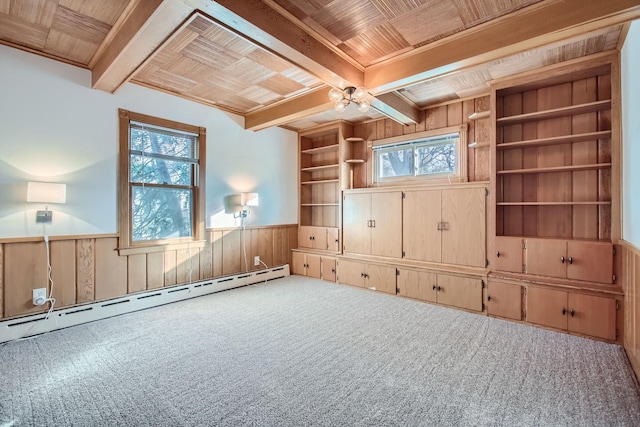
[301,163,340,172]
[301,179,340,185]
[301,144,339,154]
[497,130,612,150]
[345,137,365,142]
[345,159,365,164]
[300,203,339,207]
[498,163,611,175]
[497,100,611,126]
[497,201,612,206]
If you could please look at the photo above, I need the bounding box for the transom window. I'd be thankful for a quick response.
[372,125,467,184]
[118,109,206,251]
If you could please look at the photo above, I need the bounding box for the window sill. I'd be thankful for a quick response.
[117,240,207,256]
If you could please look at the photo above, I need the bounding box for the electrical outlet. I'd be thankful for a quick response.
[254,256,260,266]
[33,288,47,306]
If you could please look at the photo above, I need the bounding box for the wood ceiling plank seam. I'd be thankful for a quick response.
[43,30,98,64]
[50,6,111,45]
[309,0,387,43]
[59,0,131,25]
[0,12,49,49]
[390,1,464,46]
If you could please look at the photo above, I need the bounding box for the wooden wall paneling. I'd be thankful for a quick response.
[447,102,462,126]
[200,231,213,279]
[376,120,385,140]
[288,225,298,265]
[176,249,190,284]
[414,110,426,133]
[271,227,285,267]
[246,228,258,271]
[598,73,613,241]
[76,239,95,304]
[463,99,476,181]
[426,106,448,130]
[146,251,164,289]
[212,230,224,277]
[385,118,404,138]
[50,240,76,308]
[95,238,127,301]
[522,90,539,237]
[222,230,241,275]
[536,83,573,238]
[127,253,147,293]
[259,228,273,268]
[164,250,177,287]
[474,96,491,181]
[4,242,47,318]
[571,77,599,239]
[502,93,524,236]
[0,244,3,318]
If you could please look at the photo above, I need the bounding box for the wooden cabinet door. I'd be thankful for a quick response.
[298,226,313,249]
[441,188,486,267]
[397,268,437,302]
[291,252,306,276]
[436,274,483,312]
[326,228,340,252]
[527,286,568,330]
[306,254,321,279]
[343,193,371,255]
[321,257,336,282]
[526,239,567,278]
[337,259,365,287]
[371,192,402,258]
[311,227,328,250]
[567,293,616,340]
[366,264,397,294]
[403,190,441,263]
[494,236,523,273]
[566,241,613,284]
[487,280,522,320]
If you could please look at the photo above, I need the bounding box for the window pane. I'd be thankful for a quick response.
[130,155,191,185]
[131,186,193,241]
[377,148,414,178]
[416,142,456,175]
[130,126,196,160]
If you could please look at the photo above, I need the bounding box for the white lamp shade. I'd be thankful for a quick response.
[27,182,66,204]
[241,192,259,207]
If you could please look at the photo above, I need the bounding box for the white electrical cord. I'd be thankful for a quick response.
[241,216,249,273]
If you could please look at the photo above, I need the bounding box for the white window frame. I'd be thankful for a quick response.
[372,124,468,186]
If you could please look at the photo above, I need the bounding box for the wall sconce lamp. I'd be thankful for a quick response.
[328,86,371,113]
[224,192,259,218]
[27,181,66,223]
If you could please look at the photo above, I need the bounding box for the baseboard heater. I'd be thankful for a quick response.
[0,264,290,343]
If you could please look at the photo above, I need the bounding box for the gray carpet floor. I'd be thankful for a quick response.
[1,275,640,426]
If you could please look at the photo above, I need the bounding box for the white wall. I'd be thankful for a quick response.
[622,20,640,246]
[0,45,298,238]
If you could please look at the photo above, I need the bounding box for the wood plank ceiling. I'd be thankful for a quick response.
[1,0,638,131]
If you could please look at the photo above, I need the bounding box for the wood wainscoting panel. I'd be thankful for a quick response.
[4,242,48,318]
[146,251,164,289]
[51,240,76,308]
[127,253,147,294]
[0,225,297,320]
[164,250,177,287]
[76,238,95,304]
[95,237,127,301]
[622,240,640,379]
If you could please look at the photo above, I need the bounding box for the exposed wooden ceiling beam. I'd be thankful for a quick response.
[245,87,334,132]
[92,0,193,93]
[365,0,640,94]
[181,0,419,128]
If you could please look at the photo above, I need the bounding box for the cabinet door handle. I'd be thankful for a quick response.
[487,295,492,301]
[436,286,442,291]
[561,256,565,264]
[371,220,376,228]
[496,251,500,258]
[335,239,339,243]
[361,272,365,277]
[432,285,437,291]
[570,309,575,317]
[562,307,566,315]
[441,222,448,231]
[437,222,442,231]
[331,268,336,273]
[568,257,573,265]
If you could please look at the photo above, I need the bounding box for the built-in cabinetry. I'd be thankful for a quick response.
[403,187,486,267]
[397,268,484,312]
[337,259,396,294]
[343,190,402,258]
[489,53,622,341]
[291,251,336,282]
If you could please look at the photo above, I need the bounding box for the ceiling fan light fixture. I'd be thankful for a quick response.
[330,86,371,113]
